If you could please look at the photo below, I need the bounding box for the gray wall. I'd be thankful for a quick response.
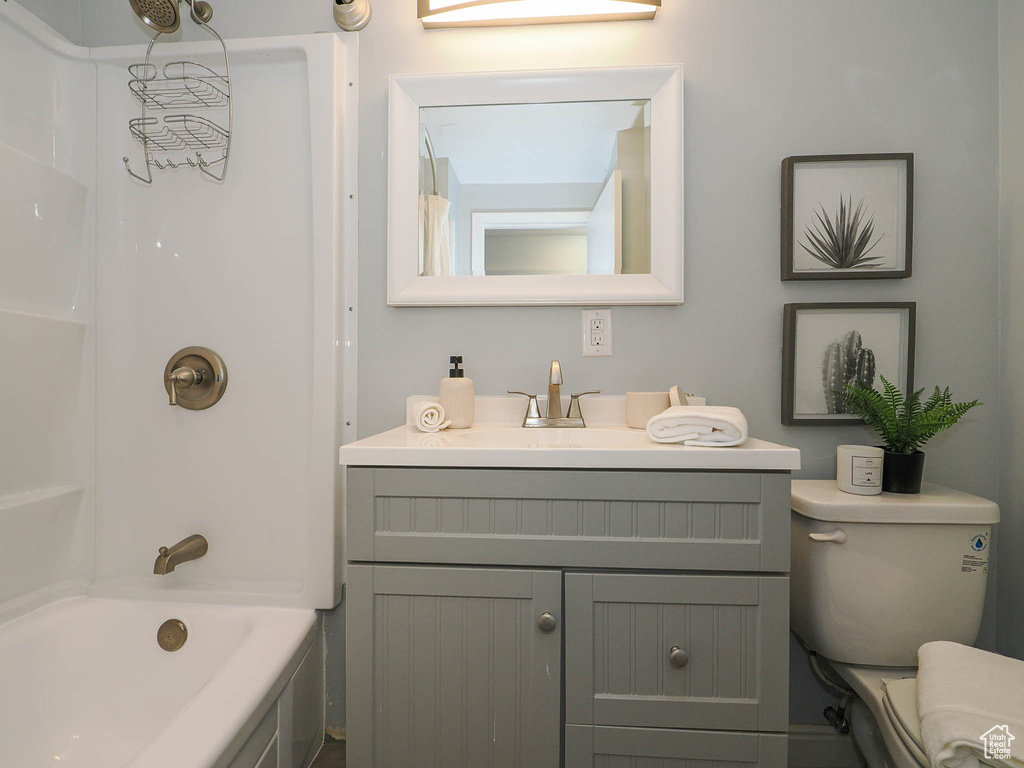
[998,0,1024,662]
[72,0,1007,725]
[14,0,81,43]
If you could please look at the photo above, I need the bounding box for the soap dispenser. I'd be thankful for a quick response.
[439,355,474,429]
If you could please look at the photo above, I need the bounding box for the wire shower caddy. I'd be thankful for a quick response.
[123,22,233,183]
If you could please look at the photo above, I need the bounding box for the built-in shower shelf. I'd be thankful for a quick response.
[0,485,88,623]
[0,485,84,513]
[0,307,86,326]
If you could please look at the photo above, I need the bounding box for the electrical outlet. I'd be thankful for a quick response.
[582,309,613,357]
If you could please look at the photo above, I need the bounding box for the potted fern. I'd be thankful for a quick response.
[837,376,981,494]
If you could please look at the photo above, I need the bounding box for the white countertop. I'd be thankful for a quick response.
[339,422,801,471]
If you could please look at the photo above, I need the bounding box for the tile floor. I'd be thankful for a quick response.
[310,740,346,767]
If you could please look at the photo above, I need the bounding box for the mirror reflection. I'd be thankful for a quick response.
[419,99,652,277]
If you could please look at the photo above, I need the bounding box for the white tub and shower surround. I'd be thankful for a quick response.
[0,597,322,768]
[89,33,357,609]
[0,2,358,617]
[0,1,96,621]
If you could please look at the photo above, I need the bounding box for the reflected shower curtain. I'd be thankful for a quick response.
[418,194,453,276]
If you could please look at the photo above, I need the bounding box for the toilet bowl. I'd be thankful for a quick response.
[789,480,1000,768]
[830,663,927,768]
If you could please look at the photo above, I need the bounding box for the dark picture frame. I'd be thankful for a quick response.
[781,153,913,281]
[782,302,917,426]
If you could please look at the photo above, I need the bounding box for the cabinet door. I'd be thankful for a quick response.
[347,565,562,768]
[565,573,789,733]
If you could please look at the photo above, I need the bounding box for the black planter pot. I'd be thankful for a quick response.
[881,449,925,494]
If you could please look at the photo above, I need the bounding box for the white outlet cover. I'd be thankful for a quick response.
[582,309,613,357]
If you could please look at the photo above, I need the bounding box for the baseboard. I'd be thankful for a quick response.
[789,724,867,768]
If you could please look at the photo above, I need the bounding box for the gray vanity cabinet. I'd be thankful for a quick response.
[346,467,791,767]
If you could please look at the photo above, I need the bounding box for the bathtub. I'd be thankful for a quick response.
[0,597,322,768]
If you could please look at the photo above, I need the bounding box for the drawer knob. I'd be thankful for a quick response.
[538,612,557,633]
[669,646,690,669]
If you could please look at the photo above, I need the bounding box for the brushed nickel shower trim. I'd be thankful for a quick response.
[164,346,228,410]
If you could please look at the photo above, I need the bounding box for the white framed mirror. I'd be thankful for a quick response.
[387,64,683,306]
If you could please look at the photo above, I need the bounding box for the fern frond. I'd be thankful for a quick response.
[838,377,981,454]
[924,386,952,412]
[880,376,904,418]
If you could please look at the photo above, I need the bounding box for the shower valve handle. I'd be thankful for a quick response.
[166,366,203,407]
[163,347,227,411]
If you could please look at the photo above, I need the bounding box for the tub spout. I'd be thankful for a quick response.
[154,534,208,575]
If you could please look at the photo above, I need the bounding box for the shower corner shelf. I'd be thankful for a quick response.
[123,32,233,184]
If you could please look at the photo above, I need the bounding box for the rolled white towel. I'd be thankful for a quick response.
[646,406,748,447]
[412,401,451,433]
[917,641,1024,768]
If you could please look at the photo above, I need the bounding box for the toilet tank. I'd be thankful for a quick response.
[790,480,999,667]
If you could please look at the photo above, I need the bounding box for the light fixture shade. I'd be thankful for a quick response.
[418,0,660,29]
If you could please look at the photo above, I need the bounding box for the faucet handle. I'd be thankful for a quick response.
[567,390,601,421]
[508,390,542,423]
[549,360,563,384]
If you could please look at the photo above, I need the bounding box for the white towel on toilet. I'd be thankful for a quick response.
[412,401,451,433]
[916,641,1024,768]
[646,406,748,446]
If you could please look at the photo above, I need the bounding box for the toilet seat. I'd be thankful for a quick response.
[882,678,928,767]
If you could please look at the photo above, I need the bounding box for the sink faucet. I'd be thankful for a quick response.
[547,360,563,419]
[154,534,209,575]
[509,360,599,428]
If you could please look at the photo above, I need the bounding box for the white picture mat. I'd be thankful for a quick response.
[791,159,907,273]
[793,307,910,417]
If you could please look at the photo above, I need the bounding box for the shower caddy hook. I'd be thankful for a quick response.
[123,0,233,184]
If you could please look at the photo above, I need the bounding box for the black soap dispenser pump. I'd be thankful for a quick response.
[438,355,474,429]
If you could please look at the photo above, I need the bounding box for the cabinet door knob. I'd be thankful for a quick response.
[538,612,557,633]
[669,646,689,669]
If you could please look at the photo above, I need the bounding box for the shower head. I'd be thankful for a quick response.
[129,0,214,34]
[129,0,181,33]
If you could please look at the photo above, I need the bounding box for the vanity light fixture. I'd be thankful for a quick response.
[418,0,659,29]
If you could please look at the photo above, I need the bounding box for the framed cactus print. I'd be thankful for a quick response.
[782,302,916,426]
[781,153,913,280]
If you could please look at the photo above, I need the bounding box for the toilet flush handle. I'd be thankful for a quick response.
[809,530,848,544]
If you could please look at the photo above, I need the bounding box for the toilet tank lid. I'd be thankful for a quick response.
[791,480,1000,524]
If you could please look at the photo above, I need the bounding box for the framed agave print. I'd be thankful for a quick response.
[781,153,913,280]
[782,302,916,426]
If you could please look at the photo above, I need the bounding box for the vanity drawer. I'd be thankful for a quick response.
[347,467,790,572]
[565,725,788,767]
[565,573,789,733]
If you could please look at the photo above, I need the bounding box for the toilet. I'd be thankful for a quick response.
[789,479,1000,768]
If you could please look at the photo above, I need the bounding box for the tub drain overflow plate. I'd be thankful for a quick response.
[157,618,188,652]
